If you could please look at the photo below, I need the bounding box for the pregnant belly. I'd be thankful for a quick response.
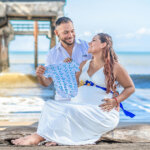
[71,86,113,105]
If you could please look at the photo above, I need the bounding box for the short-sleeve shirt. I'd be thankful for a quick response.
[44,62,79,99]
[45,39,92,100]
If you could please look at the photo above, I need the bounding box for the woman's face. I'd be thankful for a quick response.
[88,35,105,54]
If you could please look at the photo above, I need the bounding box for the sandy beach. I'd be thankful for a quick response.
[0,142,150,150]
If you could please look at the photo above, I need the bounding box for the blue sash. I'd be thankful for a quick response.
[84,80,135,118]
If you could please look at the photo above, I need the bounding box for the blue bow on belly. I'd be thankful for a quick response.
[82,80,135,118]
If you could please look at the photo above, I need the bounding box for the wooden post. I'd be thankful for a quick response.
[0,35,2,72]
[50,17,56,48]
[4,35,9,68]
[34,21,38,69]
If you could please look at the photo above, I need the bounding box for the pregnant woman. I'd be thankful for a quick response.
[12,33,135,146]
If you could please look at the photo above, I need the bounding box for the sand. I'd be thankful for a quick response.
[0,143,150,150]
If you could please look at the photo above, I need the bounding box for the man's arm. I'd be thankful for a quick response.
[36,65,53,87]
[37,76,52,87]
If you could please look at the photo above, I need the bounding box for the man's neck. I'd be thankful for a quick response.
[61,42,74,57]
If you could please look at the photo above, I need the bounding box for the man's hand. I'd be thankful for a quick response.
[99,98,118,112]
[64,57,72,63]
[36,65,52,87]
[36,65,46,77]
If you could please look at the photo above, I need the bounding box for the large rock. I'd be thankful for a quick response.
[101,124,150,143]
[0,124,150,145]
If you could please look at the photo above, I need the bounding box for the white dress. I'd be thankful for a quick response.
[37,59,119,145]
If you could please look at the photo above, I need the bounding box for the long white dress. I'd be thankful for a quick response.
[37,60,119,145]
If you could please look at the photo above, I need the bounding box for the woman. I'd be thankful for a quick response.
[11,33,135,146]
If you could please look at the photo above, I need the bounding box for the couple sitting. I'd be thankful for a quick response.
[11,17,135,146]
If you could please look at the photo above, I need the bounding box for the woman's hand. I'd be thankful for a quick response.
[64,57,72,63]
[99,98,118,112]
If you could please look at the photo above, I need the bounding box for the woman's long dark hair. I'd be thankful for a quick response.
[97,33,118,94]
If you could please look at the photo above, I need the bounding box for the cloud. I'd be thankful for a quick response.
[78,31,92,38]
[83,31,92,37]
[78,29,104,38]
[124,33,135,38]
[136,28,150,35]
[116,27,150,39]
[94,29,103,34]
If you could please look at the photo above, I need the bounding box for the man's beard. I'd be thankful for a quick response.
[61,38,75,46]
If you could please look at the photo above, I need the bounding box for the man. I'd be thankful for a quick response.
[36,17,91,101]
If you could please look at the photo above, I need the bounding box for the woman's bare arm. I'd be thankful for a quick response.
[100,62,135,112]
[114,62,135,103]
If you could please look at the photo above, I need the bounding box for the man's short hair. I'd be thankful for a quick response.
[55,17,73,27]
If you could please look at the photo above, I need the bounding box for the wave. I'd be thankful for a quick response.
[0,96,44,121]
[130,74,150,88]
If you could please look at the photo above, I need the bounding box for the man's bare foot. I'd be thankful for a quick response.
[45,141,58,146]
[11,133,44,145]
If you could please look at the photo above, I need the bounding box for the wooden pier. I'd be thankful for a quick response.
[0,0,65,71]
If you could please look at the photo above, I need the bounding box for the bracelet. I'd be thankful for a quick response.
[113,97,119,107]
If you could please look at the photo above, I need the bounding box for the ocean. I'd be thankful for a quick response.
[0,51,150,123]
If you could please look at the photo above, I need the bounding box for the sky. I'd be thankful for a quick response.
[9,0,150,52]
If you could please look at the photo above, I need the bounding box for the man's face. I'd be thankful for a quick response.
[55,22,75,46]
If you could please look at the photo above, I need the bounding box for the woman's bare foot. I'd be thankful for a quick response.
[45,141,58,146]
[11,133,44,145]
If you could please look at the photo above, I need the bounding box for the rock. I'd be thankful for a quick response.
[0,124,150,145]
[100,124,150,143]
